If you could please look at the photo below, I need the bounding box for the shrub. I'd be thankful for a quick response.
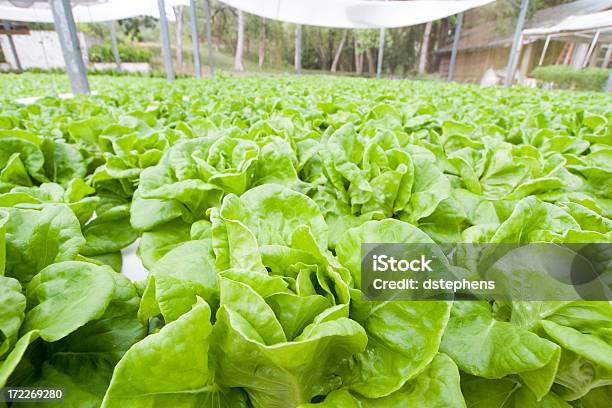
[531,65,608,91]
[89,43,152,63]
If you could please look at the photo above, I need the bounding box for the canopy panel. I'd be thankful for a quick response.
[346,0,495,28]
[2,0,498,27]
[6,0,105,6]
[218,0,496,29]
[218,0,365,28]
[0,0,189,23]
[523,9,612,37]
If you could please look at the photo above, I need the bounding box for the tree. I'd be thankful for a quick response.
[365,48,375,75]
[354,35,363,74]
[353,29,379,76]
[258,17,266,68]
[316,28,330,70]
[355,24,418,77]
[174,6,184,72]
[234,9,245,71]
[331,30,347,72]
[117,16,156,41]
[432,19,450,73]
[418,21,432,74]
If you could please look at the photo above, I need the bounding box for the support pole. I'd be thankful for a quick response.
[189,0,201,77]
[447,12,463,81]
[295,24,302,74]
[583,30,600,68]
[376,27,385,78]
[50,0,90,94]
[108,21,121,71]
[203,0,214,74]
[504,0,529,87]
[7,33,22,71]
[605,69,612,92]
[603,44,612,68]
[538,34,551,66]
[157,0,175,81]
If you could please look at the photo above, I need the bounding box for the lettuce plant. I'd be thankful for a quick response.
[0,73,611,407]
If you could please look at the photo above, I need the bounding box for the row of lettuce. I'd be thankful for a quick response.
[0,74,611,407]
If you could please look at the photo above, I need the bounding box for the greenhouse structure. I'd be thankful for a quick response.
[0,1,611,407]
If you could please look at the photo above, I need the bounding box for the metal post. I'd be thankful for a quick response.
[605,69,612,92]
[157,0,175,81]
[108,21,121,71]
[538,34,551,66]
[7,33,22,71]
[189,0,201,77]
[376,27,385,78]
[295,24,302,74]
[50,0,90,94]
[504,0,530,87]
[603,44,612,68]
[583,30,600,68]
[447,12,463,81]
[203,0,214,74]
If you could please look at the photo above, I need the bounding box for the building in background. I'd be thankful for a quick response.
[435,0,612,83]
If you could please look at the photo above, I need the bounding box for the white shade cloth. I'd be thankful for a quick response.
[347,0,495,28]
[2,0,498,27]
[0,0,189,23]
[218,0,495,28]
[523,9,612,37]
[218,0,366,28]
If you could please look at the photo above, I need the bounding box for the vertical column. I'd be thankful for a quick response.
[108,21,121,71]
[601,44,611,68]
[7,33,22,71]
[376,27,385,78]
[295,24,302,74]
[50,0,90,94]
[447,12,463,81]
[504,0,529,87]
[570,43,588,69]
[189,0,201,77]
[583,30,600,68]
[538,35,551,66]
[203,0,214,74]
[157,0,175,81]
